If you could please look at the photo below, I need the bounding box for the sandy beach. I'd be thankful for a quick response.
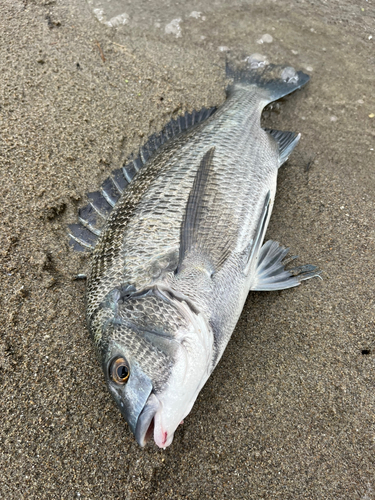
[1,0,374,498]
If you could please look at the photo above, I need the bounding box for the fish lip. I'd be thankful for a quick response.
[134,393,161,447]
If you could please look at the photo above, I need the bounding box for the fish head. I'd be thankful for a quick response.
[100,286,214,448]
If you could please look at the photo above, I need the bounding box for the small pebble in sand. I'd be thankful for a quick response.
[281,66,298,83]
[257,33,273,44]
[330,116,338,122]
[244,53,269,68]
[165,18,182,37]
[369,113,375,118]
[105,13,129,28]
[93,8,105,23]
[218,46,230,52]
[189,11,202,19]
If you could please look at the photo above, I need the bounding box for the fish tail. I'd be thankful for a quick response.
[226,56,309,102]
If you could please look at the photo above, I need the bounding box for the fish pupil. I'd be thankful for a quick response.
[117,365,128,379]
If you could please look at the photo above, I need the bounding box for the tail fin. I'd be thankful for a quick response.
[226,56,310,103]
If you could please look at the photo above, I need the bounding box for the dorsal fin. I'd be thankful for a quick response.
[68,106,217,251]
[265,128,301,167]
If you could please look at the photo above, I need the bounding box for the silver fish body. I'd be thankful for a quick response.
[69,61,319,448]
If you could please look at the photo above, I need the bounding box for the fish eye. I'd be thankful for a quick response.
[110,357,130,385]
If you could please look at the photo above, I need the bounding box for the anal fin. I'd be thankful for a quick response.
[265,129,301,166]
[251,240,320,291]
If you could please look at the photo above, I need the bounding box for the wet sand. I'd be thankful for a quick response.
[1,0,374,498]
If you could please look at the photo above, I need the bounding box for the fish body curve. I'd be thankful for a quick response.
[69,60,319,448]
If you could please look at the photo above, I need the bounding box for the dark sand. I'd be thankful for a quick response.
[1,0,374,498]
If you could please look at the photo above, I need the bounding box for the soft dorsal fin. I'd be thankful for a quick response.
[265,128,301,167]
[68,107,217,251]
[177,147,235,276]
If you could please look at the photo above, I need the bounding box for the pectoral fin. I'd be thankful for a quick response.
[177,147,235,275]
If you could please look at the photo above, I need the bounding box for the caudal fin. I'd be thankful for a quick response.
[226,56,310,103]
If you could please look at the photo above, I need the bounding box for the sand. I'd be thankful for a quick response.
[1,0,374,498]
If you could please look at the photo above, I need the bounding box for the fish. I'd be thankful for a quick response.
[68,58,320,448]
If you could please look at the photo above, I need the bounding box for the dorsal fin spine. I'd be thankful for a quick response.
[69,233,95,250]
[89,201,108,219]
[69,106,217,252]
[123,167,133,183]
[78,217,102,236]
[111,175,124,193]
[140,148,148,164]
[101,189,116,207]
[133,158,142,171]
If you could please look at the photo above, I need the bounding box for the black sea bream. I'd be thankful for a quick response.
[69,59,319,448]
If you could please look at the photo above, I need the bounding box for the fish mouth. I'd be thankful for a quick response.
[134,393,160,447]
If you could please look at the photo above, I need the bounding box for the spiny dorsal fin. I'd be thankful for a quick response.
[177,147,235,276]
[68,106,217,251]
[265,128,301,167]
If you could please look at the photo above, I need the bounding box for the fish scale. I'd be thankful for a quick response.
[94,91,270,297]
[69,60,320,448]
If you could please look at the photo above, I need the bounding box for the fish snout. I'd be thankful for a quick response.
[107,360,153,437]
[134,393,161,447]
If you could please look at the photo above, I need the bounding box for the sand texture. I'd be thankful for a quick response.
[1,0,374,498]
